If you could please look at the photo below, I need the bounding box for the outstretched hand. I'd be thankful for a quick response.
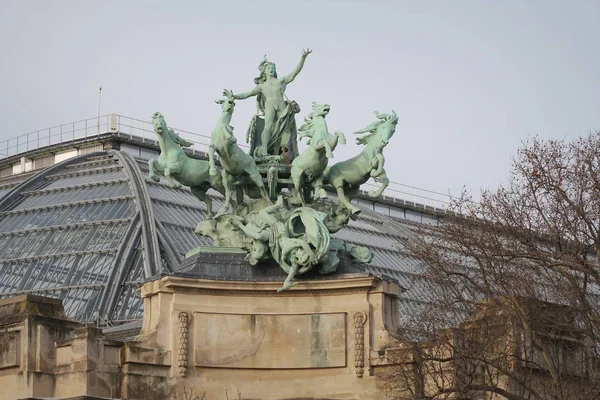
[301,48,312,58]
[223,89,234,99]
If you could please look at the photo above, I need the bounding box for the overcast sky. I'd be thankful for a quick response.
[1,0,599,200]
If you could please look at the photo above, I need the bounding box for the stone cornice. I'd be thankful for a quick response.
[140,274,383,298]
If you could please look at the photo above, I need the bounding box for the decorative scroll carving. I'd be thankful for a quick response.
[353,311,367,377]
[177,311,190,376]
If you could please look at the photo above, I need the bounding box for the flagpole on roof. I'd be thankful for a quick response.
[97,86,102,134]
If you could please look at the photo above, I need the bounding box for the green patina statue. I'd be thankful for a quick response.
[290,102,346,205]
[148,112,225,218]
[149,50,398,291]
[224,49,311,160]
[228,196,331,291]
[325,110,398,215]
[208,97,271,215]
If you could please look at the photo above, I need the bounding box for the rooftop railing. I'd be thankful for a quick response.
[1,114,456,212]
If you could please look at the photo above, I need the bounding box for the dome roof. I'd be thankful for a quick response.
[0,147,434,326]
[0,150,204,324]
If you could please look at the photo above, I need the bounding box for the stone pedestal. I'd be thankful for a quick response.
[0,254,405,399]
[121,252,404,400]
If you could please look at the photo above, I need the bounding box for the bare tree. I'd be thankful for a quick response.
[170,386,206,400]
[384,133,600,400]
[168,387,243,400]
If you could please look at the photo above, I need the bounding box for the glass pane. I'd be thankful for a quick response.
[0,200,135,233]
[16,183,131,210]
[44,170,126,189]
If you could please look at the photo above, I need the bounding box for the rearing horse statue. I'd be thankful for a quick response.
[290,102,346,205]
[208,97,271,215]
[325,110,398,215]
[148,112,225,218]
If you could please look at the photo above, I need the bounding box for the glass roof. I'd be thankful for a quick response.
[0,148,439,327]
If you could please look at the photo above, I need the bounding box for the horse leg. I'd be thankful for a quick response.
[290,166,306,206]
[246,167,272,205]
[336,184,361,216]
[208,145,218,176]
[164,166,175,188]
[329,131,346,153]
[312,174,327,201]
[217,170,234,216]
[164,160,182,189]
[335,131,346,146]
[208,168,226,198]
[148,159,162,182]
[171,162,183,189]
[191,186,213,219]
[370,154,385,177]
[324,140,333,158]
[369,169,389,198]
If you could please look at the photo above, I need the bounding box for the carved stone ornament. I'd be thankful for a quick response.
[353,311,368,378]
[177,311,190,377]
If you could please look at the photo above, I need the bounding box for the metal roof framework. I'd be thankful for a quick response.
[0,144,439,327]
[0,150,201,325]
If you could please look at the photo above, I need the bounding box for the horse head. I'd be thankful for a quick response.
[376,110,398,142]
[380,110,398,146]
[299,102,331,138]
[152,112,167,136]
[355,110,398,147]
[215,97,236,115]
[310,101,331,118]
[151,112,193,148]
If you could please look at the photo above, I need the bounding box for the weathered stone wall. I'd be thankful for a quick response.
[0,295,122,400]
[119,274,403,400]
[0,275,405,400]
[0,295,78,400]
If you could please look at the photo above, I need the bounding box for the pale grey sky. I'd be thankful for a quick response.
[1,0,599,199]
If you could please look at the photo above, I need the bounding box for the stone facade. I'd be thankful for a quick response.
[0,272,404,400]
[0,295,122,399]
[1,274,594,399]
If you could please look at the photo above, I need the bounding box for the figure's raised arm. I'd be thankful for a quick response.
[281,48,312,85]
[223,86,260,100]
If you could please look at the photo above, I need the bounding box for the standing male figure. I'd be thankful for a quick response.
[223,49,312,159]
